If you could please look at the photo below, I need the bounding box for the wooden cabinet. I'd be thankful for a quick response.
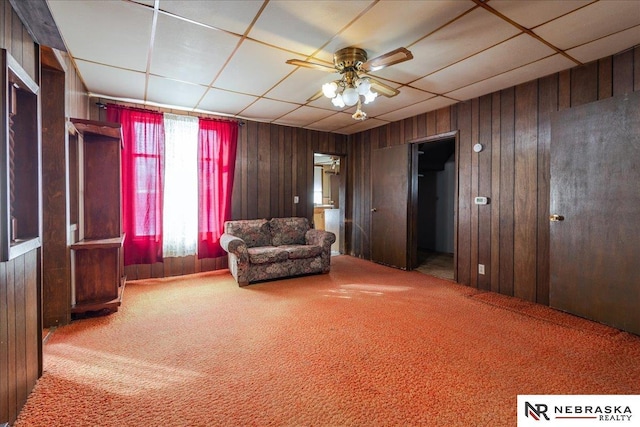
[69,118,125,314]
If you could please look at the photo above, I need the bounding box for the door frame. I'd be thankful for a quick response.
[408,131,459,280]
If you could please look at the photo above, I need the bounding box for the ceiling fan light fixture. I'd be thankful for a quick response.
[287,45,413,121]
[356,78,371,95]
[342,87,359,106]
[352,109,367,120]
[363,89,378,104]
[331,94,345,108]
[352,100,367,121]
[322,81,338,98]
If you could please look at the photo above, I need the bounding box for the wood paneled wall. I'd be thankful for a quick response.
[0,2,41,424]
[117,115,349,280]
[41,65,69,328]
[232,121,348,221]
[65,53,90,119]
[0,251,39,424]
[349,45,640,305]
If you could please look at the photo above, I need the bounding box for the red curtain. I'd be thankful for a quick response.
[197,118,238,258]
[107,104,165,265]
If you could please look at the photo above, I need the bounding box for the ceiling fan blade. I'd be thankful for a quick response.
[368,78,400,98]
[361,47,413,72]
[286,59,336,73]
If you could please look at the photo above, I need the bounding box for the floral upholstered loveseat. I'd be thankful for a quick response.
[220,217,336,286]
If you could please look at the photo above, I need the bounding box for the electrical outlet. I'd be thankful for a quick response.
[478,264,485,275]
[294,196,299,204]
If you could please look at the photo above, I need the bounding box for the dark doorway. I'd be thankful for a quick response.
[415,137,456,280]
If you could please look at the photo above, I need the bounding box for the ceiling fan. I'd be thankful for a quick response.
[286,46,413,120]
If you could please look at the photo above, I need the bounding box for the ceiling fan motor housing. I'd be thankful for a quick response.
[334,47,367,72]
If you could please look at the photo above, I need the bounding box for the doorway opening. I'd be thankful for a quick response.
[313,153,345,255]
[415,137,456,280]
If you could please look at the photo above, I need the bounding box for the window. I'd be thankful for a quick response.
[163,114,198,257]
[108,104,237,264]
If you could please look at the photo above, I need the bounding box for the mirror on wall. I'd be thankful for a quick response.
[313,153,341,254]
[313,153,340,209]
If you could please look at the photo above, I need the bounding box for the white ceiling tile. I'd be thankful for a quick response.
[214,39,304,96]
[197,89,257,116]
[266,68,337,104]
[75,60,147,100]
[156,0,264,35]
[534,1,640,50]
[488,0,593,29]
[307,95,341,111]
[239,98,300,121]
[146,76,208,109]
[566,25,640,64]
[320,0,474,63]
[49,0,153,72]
[151,14,241,85]
[273,106,337,128]
[360,86,436,117]
[377,96,457,122]
[336,117,390,135]
[370,7,522,84]
[446,54,575,101]
[306,111,359,132]
[413,34,555,94]
[250,1,372,57]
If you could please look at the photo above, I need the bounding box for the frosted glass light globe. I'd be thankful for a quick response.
[363,90,378,104]
[331,94,345,108]
[322,82,337,98]
[342,87,359,106]
[356,78,371,95]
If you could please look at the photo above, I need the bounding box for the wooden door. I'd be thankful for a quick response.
[549,90,640,335]
[371,144,417,270]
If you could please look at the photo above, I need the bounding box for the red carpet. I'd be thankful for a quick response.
[15,256,640,426]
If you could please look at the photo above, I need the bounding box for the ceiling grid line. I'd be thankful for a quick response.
[142,0,160,103]
[472,0,582,65]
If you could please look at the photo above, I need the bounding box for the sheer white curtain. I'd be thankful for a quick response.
[163,113,199,257]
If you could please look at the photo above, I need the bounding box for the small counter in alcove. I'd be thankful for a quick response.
[70,234,126,314]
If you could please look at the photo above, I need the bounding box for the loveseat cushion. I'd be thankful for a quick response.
[269,217,309,246]
[278,244,323,260]
[247,246,289,264]
[224,219,271,248]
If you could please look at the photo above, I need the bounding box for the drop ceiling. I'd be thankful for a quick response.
[46,0,640,135]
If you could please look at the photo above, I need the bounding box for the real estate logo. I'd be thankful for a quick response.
[524,402,550,421]
[517,395,639,426]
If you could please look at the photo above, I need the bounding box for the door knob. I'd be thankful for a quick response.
[371,208,377,212]
[549,214,565,222]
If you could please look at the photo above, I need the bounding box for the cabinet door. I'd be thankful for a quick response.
[73,248,119,305]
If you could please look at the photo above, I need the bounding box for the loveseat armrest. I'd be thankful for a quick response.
[220,233,249,263]
[305,229,336,249]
